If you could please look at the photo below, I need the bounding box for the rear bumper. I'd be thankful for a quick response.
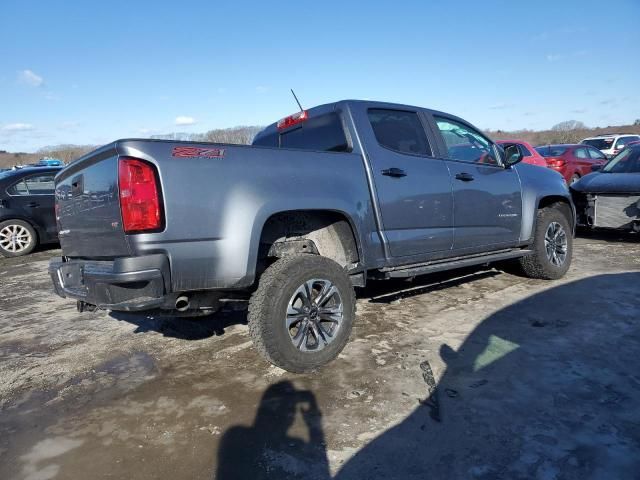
[48,254,171,311]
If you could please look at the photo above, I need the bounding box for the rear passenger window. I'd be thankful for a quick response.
[435,117,499,166]
[7,175,55,195]
[7,180,29,195]
[25,174,55,194]
[575,148,589,159]
[368,109,432,156]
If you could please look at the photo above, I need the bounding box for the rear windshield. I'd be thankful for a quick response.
[603,146,640,173]
[253,112,349,152]
[581,138,614,150]
[535,146,568,157]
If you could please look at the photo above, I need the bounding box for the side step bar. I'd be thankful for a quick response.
[378,249,533,279]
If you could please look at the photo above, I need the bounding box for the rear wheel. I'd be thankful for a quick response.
[0,220,37,257]
[518,205,572,280]
[248,255,356,373]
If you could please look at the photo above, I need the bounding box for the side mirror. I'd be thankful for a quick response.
[591,164,602,172]
[503,144,523,167]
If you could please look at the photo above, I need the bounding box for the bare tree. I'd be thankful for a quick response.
[37,144,97,164]
[551,120,587,132]
[197,126,263,145]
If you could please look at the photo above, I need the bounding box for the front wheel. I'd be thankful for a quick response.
[248,255,356,373]
[518,205,573,280]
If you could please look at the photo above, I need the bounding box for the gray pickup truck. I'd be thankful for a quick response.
[49,100,574,372]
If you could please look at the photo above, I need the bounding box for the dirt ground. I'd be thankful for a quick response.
[1,232,639,480]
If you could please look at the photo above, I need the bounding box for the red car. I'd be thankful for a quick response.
[535,144,608,185]
[496,140,547,167]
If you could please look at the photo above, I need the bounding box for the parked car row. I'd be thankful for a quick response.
[496,133,640,186]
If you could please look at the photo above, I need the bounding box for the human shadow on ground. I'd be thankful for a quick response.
[216,272,640,479]
[216,381,330,480]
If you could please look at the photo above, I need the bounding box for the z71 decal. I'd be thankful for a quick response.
[172,146,225,158]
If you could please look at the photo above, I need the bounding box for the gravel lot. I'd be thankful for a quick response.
[1,232,639,480]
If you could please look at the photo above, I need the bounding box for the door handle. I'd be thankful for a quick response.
[26,202,40,208]
[381,167,407,178]
[455,172,474,182]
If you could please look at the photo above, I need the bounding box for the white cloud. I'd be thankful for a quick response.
[174,116,196,126]
[18,69,44,87]
[138,128,153,134]
[2,123,34,131]
[546,54,563,62]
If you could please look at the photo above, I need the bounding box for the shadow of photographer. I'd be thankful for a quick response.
[215,272,640,479]
[216,381,330,480]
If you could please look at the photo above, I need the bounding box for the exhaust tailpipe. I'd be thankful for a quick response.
[175,296,190,312]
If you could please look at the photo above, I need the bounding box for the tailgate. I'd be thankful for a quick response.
[55,146,131,257]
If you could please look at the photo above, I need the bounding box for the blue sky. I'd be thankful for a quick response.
[1,0,639,152]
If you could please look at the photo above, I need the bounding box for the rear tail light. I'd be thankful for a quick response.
[118,157,163,233]
[277,110,308,130]
[545,157,566,168]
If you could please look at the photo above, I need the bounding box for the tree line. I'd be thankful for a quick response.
[3,120,640,169]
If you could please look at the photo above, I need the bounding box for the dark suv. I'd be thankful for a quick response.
[0,166,61,257]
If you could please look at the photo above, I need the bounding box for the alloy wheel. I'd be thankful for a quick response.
[0,224,32,254]
[544,222,568,267]
[285,278,344,352]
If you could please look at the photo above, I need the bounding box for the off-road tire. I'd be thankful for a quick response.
[248,255,356,373]
[518,205,572,279]
[0,219,37,257]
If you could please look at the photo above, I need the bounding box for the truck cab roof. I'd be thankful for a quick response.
[252,99,466,152]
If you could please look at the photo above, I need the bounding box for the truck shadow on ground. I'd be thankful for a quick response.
[576,228,639,243]
[110,267,504,339]
[215,272,640,479]
[364,267,501,304]
[110,305,248,340]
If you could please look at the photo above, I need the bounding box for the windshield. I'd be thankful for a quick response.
[535,146,568,157]
[602,147,640,173]
[581,138,614,150]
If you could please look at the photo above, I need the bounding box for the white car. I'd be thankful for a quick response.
[581,134,640,158]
